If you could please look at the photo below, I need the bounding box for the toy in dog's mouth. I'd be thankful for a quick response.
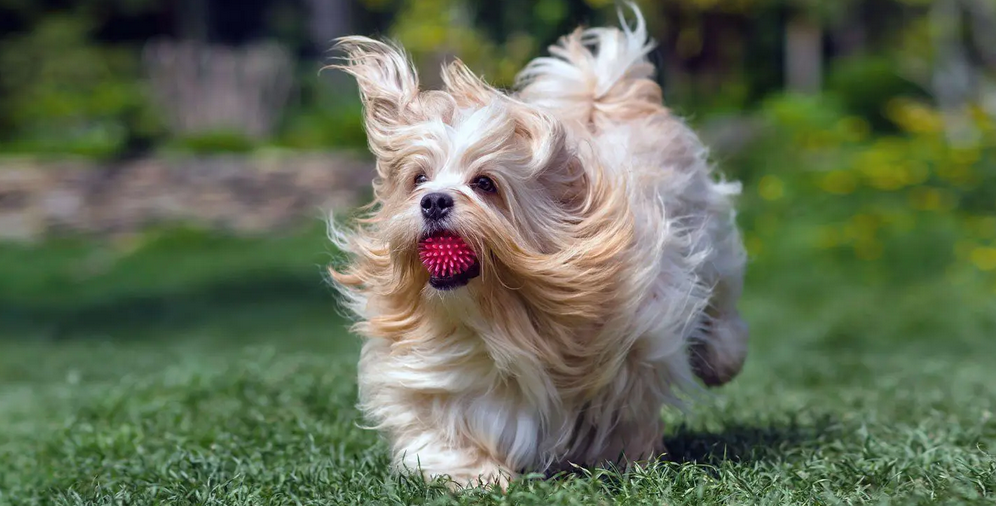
[418,230,481,290]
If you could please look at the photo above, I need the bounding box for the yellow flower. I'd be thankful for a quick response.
[868,165,907,191]
[853,213,879,231]
[821,171,857,195]
[951,147,980,166]
[936,162,974,186]
[954,240,975,260]
[758,175,785,201]
[837,116,870,143]
[970,247,996,271]
[886,98,944,134]
[975,217,996,239]
[816,227,840,249]
[844,213,879,243]
[855,240,884,261]
[908,187,956,211]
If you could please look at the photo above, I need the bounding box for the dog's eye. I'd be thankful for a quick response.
[472,176,497,194]
[414,173,428,186]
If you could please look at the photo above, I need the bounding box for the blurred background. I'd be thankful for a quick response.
[2,3,995,500]
[0,0,994,382]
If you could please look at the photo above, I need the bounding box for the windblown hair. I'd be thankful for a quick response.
[328,3,749,488]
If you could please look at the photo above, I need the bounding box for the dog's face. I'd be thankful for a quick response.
[333,38,587,293]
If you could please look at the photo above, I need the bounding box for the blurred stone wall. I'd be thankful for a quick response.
[0,152,373,242]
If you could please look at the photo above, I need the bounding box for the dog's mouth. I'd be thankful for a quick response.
[417,230,481,290]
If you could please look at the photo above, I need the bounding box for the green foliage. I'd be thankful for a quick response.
[0,15,162,158]
[650,0,858,20]
[0,0,986,160]
[166,131,257,155]
[731,92,996,289]
[276,105,368,152]
[358,0,591,89]
[273,74,369,152]
[825,55,928,131]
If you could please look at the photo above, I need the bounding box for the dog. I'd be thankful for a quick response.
[328,4,749,489]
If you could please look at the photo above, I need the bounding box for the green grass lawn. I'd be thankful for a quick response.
[1,225,994,505]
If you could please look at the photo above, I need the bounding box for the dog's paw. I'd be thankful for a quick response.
[444,461,514,492]
[690,312,748,387]
[422,458,514,492]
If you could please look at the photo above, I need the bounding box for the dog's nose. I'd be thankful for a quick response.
[420,192,453,221]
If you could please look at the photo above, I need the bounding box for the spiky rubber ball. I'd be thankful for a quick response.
[418,232,478,278]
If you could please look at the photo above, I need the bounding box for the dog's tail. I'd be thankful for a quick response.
[514,2,663,129]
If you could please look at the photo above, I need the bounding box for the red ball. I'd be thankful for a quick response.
[418,233,478,278]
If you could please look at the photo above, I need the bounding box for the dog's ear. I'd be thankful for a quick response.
[330,37,420,157]
[511,106,589,207]
[441,59,496,107]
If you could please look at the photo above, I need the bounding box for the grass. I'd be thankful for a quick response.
[0,223,994,505]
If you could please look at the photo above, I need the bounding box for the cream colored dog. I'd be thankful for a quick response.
[328,4,749,489]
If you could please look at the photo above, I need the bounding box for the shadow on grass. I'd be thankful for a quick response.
[543,415,837,485]
[661,415,838,466]
[0,271,340,340]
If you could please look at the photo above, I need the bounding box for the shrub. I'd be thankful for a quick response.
[734,93,996,291]
[825,54,927,132]
[274,101,368,152]
[165,131,257,155]
[0,15,162,158]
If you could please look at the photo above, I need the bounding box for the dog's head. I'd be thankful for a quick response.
[330,37,591,293]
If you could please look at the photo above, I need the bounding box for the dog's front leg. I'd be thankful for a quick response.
[392,429,515,490]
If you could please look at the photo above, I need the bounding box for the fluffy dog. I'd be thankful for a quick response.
[328,4,749,489]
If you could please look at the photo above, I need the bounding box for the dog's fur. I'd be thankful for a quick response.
[328,4,748,488]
